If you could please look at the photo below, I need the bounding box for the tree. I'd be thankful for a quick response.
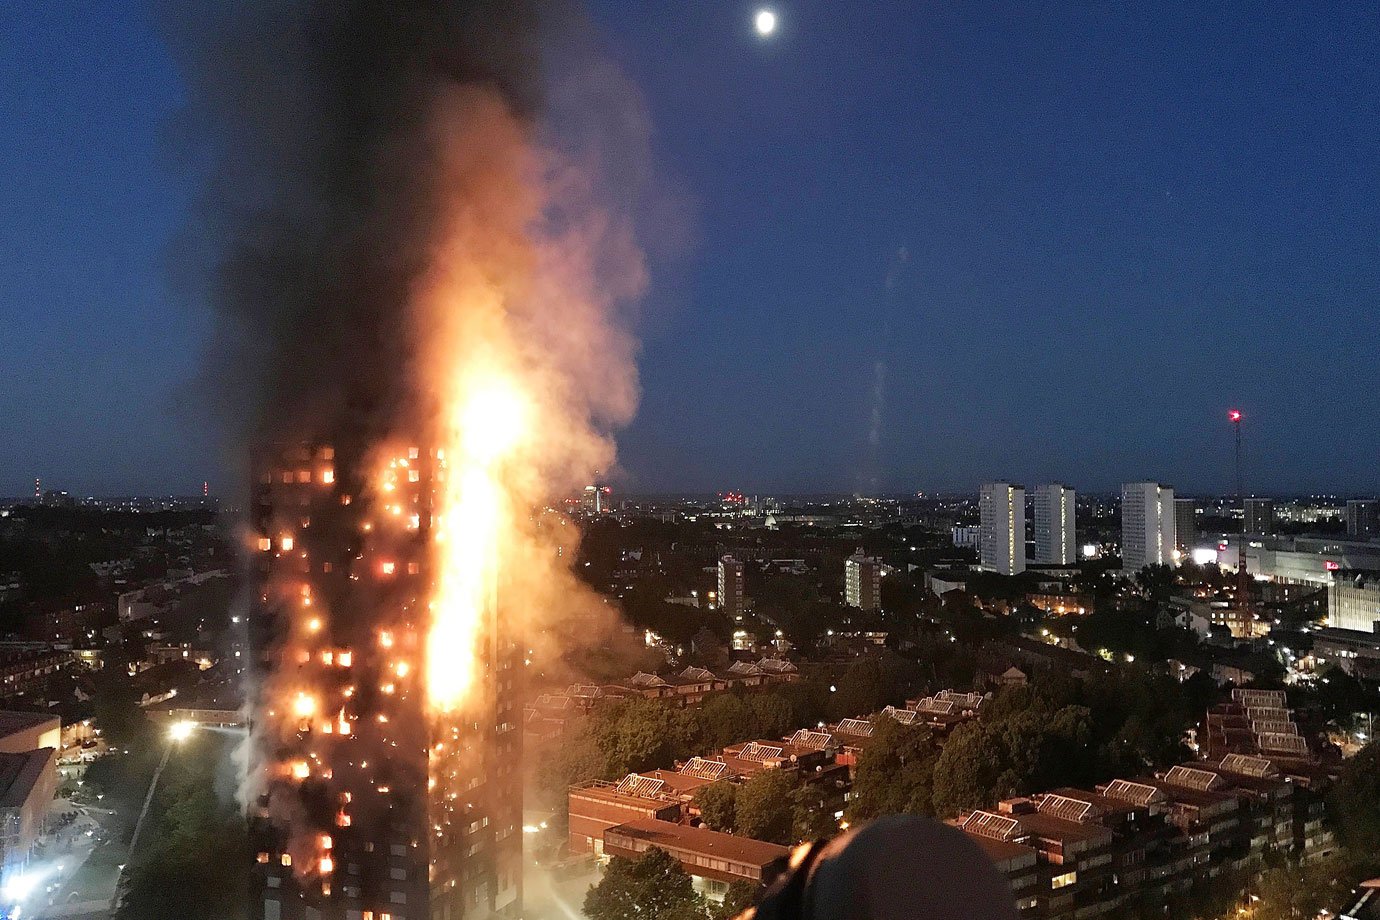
[931,704,1096,816]
[733,769,796,845]
[713,880,760,920]
[1331,740,1380,857]
[846,717,940,821]
[790,780,840,841]
[746,692,796,741]
[1253,857,1360,920]
[594,699,699,776]
[534,722,610,833]
[115,733,250,920]
[693,781,738,832]
[584,848,708,920]
[696,694,753,752]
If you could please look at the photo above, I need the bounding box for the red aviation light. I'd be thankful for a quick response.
[1228,409,1242,422]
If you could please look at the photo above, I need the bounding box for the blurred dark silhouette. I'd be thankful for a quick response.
[744,816,1019,920]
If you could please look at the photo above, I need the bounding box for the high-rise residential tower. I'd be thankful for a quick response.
[251,443,522,920]
[980,482,1026,576]
[1346,499,1379,539]
[1121,481,1176,573]
[844,552,882,610]
[717,555,745,619]
[1032,484,1076,565]
[1245,498,1277,536]
[1174,499,1196,551]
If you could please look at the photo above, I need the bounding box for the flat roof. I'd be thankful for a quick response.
[965,832,1039,867]
[0,711,58,739]
[570,782,676,810]
[642,769,717,795]
[605,818,790,867]
[0,748,54,808]
[1010,811,1114,845]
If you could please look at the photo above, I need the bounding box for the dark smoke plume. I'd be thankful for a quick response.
[165,0,550,467]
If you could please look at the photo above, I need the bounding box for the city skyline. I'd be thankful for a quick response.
[5,3,1380,496]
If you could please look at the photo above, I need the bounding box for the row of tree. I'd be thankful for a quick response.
[848,668,1214,821]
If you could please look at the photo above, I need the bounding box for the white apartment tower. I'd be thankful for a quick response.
[1032,484,1076,565]
[980,482,1026,576]
[844,552,882,610]
[1121,481,1176,573]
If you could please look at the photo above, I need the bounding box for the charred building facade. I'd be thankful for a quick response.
[250,444,521,920]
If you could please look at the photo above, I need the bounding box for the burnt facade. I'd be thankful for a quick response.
[250,444,521,920]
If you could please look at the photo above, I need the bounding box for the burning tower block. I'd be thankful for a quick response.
[250,443,521,920]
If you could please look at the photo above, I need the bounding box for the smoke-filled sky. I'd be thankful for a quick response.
[3,1,1379,497]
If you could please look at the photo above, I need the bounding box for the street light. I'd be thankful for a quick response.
[168,720,196,743]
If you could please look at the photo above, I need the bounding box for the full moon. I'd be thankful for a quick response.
[754,9,777,37]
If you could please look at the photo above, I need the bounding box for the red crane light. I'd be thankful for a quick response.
[1228,409,1242,422]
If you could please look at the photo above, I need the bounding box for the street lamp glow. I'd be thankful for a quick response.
[754,9,777,37]
[168,720,195,742]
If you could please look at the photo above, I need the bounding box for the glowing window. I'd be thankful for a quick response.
[322,469,335,484]
[381,562,396,576]
[280,536,294,551]
[1051,871,1077,890]
[297,470,311,483]
[408,469,420,482]
[257,538,272,552]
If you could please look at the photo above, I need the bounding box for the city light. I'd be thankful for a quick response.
[168,720,196,742]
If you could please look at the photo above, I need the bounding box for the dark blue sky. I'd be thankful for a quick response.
[3,2,1378,497]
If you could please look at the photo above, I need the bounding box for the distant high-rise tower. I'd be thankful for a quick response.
[1346,500,1379,539]
[980,482,1026,576]
[1244,498,1276,536]
[844,551,882,610]
[1121,482,1176,572]
[1032,484,1076,565]
[1174,499,1196,551]
[717,555,745,619]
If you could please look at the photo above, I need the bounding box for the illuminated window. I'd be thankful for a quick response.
[321,447,334,460]
[280,536,294,551]
[407,562,420,575]
[297,470,311,483]
[322,469,335,484]
[257,538,272,552]
[408,469,420,483]
[381,562,396,575]
[1051,871,1077,890]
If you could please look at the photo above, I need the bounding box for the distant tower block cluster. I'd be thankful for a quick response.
[1032,484,1076,565]
[250,443,522,920]
[1121,481,1176,572]
[844,551,882,610]
[980,482,1025,576]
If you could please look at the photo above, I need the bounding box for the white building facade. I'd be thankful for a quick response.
[1032,484,1076,565]
[844,552,882,610]
[1121,481,1176,573]
[980,482,1026,576]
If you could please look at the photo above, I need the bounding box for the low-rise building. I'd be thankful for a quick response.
[602,819,790,902]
